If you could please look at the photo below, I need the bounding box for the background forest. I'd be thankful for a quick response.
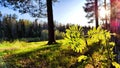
[0,13,66,41]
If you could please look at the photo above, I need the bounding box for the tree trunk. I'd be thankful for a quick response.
[46,0,56,45]
[95,0,99,28]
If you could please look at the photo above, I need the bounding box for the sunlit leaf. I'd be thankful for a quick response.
[78,55,88,62]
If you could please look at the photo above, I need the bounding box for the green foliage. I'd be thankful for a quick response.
[64,25,116,68]
[64,25,86,53]
[87,27,111,45]
[112,62,120,68]
[78,55,88,62]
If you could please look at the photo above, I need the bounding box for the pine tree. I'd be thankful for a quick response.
[83,0,99,28]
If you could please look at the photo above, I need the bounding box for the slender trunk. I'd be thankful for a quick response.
[104,0,108,29]
[46,0,56,45]
[95,0,99,28]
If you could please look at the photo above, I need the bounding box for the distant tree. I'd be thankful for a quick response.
[17,19,26,38]
[0,11,2,38]
[11,14,17,39]
[2,14,13,40]
[55,23,66,32]
[12,14,18,20]
[83,0,99,28]
[42,22,48,30]
[0,11,2,20]
[0,0,57,44]
[38,23,42,37]
[17,19,41,38]
[0,13,18,40]
[66,23,70,29]
[32,19,41,38]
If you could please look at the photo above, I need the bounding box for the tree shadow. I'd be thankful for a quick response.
[3,43,63,68]
[2,42,79,68]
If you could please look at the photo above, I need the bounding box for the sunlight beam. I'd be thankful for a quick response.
[99,7,110,19]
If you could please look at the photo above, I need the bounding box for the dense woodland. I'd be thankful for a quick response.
[0,13,66,41]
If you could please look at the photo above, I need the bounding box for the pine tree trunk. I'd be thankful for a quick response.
[46,0,56,45]
[95,0,99,28]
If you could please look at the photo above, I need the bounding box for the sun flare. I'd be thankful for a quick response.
[99,7,110,19]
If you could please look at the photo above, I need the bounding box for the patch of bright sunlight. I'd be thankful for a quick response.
[0,40,64,56]
[0,40,47,55]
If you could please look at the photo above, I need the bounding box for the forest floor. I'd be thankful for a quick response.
[0,40,79,68]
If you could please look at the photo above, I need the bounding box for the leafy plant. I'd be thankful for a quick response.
[78,55,88,62]
[64,25,116,68]
[112,62,120,68]
[64,25,86,53]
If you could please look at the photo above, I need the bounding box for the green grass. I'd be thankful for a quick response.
[0,40,79,68]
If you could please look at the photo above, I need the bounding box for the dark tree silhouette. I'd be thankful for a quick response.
[95,0,98,28]
[47,0,56,44]
[0,0,56,44]
[83,0,99,28]
[0,11,2,38]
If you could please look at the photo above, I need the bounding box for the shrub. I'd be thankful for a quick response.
[64,25,116,68]
[64,25,86,53]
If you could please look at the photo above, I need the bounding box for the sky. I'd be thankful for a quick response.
[0,0,94,26]
[53,0,91,26]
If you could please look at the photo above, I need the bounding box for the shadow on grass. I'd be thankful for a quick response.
[13,43,62,57]
[2,43,78,68]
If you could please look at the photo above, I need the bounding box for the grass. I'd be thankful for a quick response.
[0,40,79,68]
